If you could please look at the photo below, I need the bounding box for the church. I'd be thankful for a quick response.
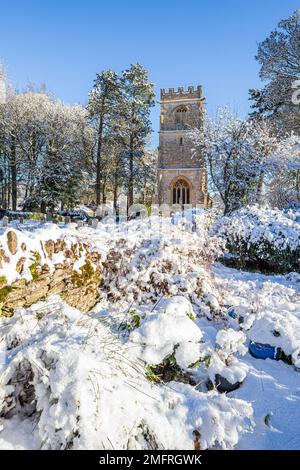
[157,85,210,208]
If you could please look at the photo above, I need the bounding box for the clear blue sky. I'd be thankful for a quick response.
[1,0,299,147]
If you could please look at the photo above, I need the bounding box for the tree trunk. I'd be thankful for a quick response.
[10,140,17,211]
[102,178,106,204]
[96,112,104,207]
[113,161,120,211]
[143,173,147,205]
[296,169,300,202]
[128,134,134,208]
[256,170,265,206]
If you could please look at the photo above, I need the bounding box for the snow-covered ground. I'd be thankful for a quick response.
[213,264,300,450]
[0,214,299,450]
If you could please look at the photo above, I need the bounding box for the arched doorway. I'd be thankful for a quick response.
[171,177,191,206]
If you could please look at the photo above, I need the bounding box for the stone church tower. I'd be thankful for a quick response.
[157,85,210,207]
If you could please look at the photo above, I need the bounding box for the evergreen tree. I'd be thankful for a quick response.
[250,9,300,134]
[121,64,155,208]
[88,70,122,206]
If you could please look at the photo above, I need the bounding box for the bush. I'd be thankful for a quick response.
[212,206,300,273]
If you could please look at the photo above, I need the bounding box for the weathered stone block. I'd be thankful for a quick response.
[7,231,18,255]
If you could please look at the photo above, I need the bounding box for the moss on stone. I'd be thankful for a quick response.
[29,263,40,281]
[30,251,41,264]
[71,260,101,288]
[0,285,13,303]
[28,251,42,281]
[0,275,7,289]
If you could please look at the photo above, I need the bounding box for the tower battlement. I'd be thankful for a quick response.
[160,85,203,101]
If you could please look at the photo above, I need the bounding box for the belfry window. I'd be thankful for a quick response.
[175,106,188,130]
[179,137,183,145]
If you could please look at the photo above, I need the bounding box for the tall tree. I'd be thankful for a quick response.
[88,70,122,206]
[250,9,300,134]
[36,102,93,211]
[190,108,279,214]
[121,64,155,208]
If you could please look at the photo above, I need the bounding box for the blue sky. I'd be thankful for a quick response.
[1,0,299,147]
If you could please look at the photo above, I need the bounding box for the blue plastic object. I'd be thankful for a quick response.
[249,341,278,360]
[227,307,237,319]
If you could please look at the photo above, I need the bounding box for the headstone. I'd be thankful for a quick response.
[91,219,98,229]
[88,218,93,227]
[77,220,84,228]
[19,217,24,224]
[2,216,8,227]
[46,212,52,222]
[192,208,197,233]
[65,216,71,225]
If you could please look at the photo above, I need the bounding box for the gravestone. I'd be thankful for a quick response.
[92,219,98,229]
[2,216,8,227]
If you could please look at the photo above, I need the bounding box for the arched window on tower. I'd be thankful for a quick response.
[175,106,188,130]
[172,178,191,206]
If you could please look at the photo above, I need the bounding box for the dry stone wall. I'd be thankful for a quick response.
[0,229,102,316]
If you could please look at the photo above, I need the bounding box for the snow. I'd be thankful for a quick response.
[0,215,300,449]
[213,263,300,449]
[0,296,253,450]
[213,205,300,262]
[129,296,203,366]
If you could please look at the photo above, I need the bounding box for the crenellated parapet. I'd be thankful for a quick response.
[160,85,203,101]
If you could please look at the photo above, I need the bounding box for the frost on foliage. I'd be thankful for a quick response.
[213,205,300,272]
[0,298,253,450]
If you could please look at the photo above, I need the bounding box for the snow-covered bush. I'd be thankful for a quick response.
[129,296,204,383]
[248,311,300,368]
[212,206,300,273]
[208,330,248,391]
[0,297,253,450]
[0,216,224,316]
[128,296,249,392]
[101,217,224,312]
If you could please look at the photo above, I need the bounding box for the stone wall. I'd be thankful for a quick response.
[0,230,102,316]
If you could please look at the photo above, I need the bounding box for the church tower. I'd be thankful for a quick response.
[157,85,210,207]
